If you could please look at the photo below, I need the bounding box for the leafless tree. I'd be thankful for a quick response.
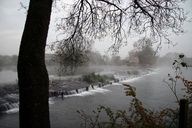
[18,0,187,128]
[54,0,186,53]
[53,33,91,75]
[133,37,154,51]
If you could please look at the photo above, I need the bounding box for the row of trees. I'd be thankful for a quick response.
[127,38,158,66]
[2,49,187,72]
[0,55,18,68]
[54,37,158,75]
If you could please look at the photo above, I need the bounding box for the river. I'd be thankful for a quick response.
[0,66,191,128]
[0,70,17,85]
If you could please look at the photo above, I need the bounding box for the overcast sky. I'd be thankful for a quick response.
[0,0,192,58]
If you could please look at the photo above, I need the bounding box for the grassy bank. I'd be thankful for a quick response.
[81,73,116,84]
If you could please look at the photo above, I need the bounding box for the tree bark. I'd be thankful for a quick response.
[17,0,53,128]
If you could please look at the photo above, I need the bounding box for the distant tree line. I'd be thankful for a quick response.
[127,38,158,66]
[0,54,56,69]
[88,52,127,66]
[51,38,159,75]
[0,55,18,68]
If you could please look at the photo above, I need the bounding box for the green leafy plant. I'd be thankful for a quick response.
[81,73,115,84]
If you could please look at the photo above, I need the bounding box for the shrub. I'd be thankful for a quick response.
[82,73,115,84]
[77,84,178,128]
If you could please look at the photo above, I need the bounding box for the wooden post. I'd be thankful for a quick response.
[86,87,89,91]
[98,83,101,87]
[179,99,188,128]
[61,91,64,100]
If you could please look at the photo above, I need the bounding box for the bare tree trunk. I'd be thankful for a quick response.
[17,0,53,128]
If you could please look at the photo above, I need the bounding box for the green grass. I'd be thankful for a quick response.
[81,72,115,84]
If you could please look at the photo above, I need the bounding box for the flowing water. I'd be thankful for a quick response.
[0,70,17,84]
[0,66,191,128]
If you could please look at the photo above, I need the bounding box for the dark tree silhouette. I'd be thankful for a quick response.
[134,38,157,66]
[53,34,92,75]
[18,0,186,128]
[137,45,157,66]
[17,0,52,128]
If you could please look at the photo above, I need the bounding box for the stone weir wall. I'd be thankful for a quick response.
[48,79,116,98]
[0,78,118,113]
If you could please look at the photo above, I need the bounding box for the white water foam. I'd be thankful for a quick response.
[4,103,19,114]
[64,88,111,97]
[121,76,143,83]
[101,69,159,87]
[102,83,122,88]
[3,69,159,114]
[49,98,55,105]
[4,99,54,114]
[121,69,159,84]
[6,108,19,114]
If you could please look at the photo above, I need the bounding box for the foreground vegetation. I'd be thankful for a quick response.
[77,83,179,128]
[77,55,192,128]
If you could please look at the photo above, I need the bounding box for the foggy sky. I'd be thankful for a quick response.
[0,0,192,58]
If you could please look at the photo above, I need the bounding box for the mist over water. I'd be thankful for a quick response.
[0,66,188,128]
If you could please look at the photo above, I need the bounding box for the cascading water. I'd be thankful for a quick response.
[0,102,19,113]
[0,94,19,113]
[0,68,156,114]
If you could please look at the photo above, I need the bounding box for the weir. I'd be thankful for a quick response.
[0,80,116,113]
[0,102,19,112]
[0,69,155,114]
[48,80,114,99]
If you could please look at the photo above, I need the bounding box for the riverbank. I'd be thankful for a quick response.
[1,66,191,128]
[0,73,117,113]
[0,66,156,113]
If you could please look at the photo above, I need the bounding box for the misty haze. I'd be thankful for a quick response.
[0,0,192,128]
